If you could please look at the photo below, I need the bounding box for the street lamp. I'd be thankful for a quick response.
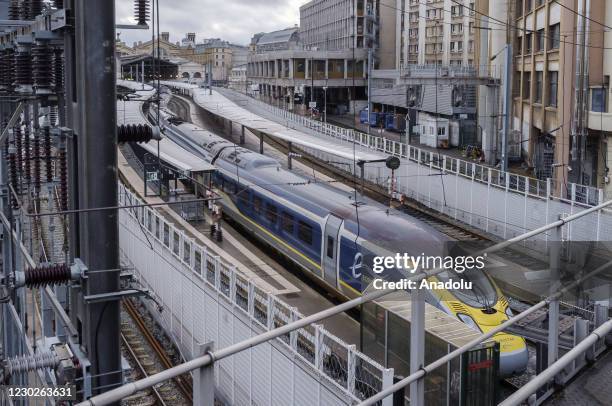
[322,86,328,123]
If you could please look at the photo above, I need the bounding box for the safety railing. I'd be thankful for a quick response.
[79,189,612,406]
[227,88,604,207]
[113,184,393,405]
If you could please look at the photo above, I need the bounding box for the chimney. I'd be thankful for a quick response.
[161,32,170,42]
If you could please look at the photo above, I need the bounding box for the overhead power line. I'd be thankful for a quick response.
[552,0,612,32]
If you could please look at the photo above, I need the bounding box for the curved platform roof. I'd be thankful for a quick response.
[161,81,386,163]
[116,80,214,173]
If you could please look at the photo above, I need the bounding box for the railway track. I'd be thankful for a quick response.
[121,298,192,405]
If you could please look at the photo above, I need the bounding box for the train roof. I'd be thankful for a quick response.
[216,149,452,255]
[164,108,451,254]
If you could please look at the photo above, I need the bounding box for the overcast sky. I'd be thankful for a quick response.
[115,0,305,47]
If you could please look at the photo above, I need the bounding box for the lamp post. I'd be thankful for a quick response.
[323,86,328,123]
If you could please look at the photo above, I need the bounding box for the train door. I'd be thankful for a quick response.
[323,215,343,287]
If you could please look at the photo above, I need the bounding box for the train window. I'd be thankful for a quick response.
[238,189,249,208]
[298,221,313,245]
[266,204,277,224]
[327,236,334,258]
[253,195,262,215]
[281,212,294,234]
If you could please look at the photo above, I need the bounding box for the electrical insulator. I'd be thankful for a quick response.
[32,43,53,94]
[44,126,52,183]
[18,264,74,288]
[8,0,20,20]
[58,146,67,211]
[53,48,64,94]
[0,48,15,93]
[49,105,59,126]
[14,47,33,94]
[14,124,22,172]
[118,124,155,143]
[23,0,43,20]
[24,125,31,185]
[33,130,40,192]
[8,151,19,204]
[134,0,150,25]
[4,352,59,376]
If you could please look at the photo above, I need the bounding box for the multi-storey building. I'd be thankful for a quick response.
[299,0,379,51]
[248,26,368,113]
[485,0,610,193]
[247,1,379,115]
[398,0,477,67]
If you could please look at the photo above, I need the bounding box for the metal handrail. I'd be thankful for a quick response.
[499,319,612,406]
[78,196,612,406]
[357,257,612,406]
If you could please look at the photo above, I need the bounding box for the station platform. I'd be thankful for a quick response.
[118,147,361,346]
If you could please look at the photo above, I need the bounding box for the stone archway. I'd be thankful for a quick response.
[193,72,202,79]
[181,72,190,79]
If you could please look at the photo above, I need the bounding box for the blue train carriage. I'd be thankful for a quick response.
[161,109,528,377]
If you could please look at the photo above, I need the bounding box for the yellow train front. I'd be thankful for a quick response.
[430,271,529,377]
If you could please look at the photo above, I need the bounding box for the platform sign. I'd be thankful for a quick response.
[309,101,317,109]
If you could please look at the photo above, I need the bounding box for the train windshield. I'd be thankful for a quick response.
[436,269,497,309]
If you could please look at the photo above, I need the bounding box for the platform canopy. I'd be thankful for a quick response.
[161,81,387,162]
[116,79,214,174]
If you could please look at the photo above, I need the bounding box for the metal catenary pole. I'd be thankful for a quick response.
[72,0,122,398]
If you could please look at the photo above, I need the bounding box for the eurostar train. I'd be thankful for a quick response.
[158,110,528,377]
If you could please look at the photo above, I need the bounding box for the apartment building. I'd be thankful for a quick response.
[188,39,247,84]
[399,0,477,67]
[486,0,610,193]
[299,0,379,51]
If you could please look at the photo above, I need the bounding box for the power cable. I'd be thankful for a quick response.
[551,0,612,32]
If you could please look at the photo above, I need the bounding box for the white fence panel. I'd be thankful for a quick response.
[117,184,392,405]
[207,88,612,249]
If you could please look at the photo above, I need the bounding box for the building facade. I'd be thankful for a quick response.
[248,47,368,113]
[397,0,477,67]
[299,0,378,51]
[485,0,610,193]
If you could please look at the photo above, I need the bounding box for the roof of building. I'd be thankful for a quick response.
[256,27,299,46]
[120,54,179,68]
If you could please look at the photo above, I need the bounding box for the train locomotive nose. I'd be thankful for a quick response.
[499,345,529,378]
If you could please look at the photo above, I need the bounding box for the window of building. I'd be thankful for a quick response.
[523,72,531,99]
[298,221,313,245]
[516,36,523,54]
[281,212,294,234]
[536,29,545,52]
[592,88,607,112]
[549,23,560,49]
[548,71,558,107]
[516,0,523,17]
[535,71,543,103]
[525,33,532,53]
[525,0,532,11]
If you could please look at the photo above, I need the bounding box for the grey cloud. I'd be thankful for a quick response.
[116,0,305,46]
